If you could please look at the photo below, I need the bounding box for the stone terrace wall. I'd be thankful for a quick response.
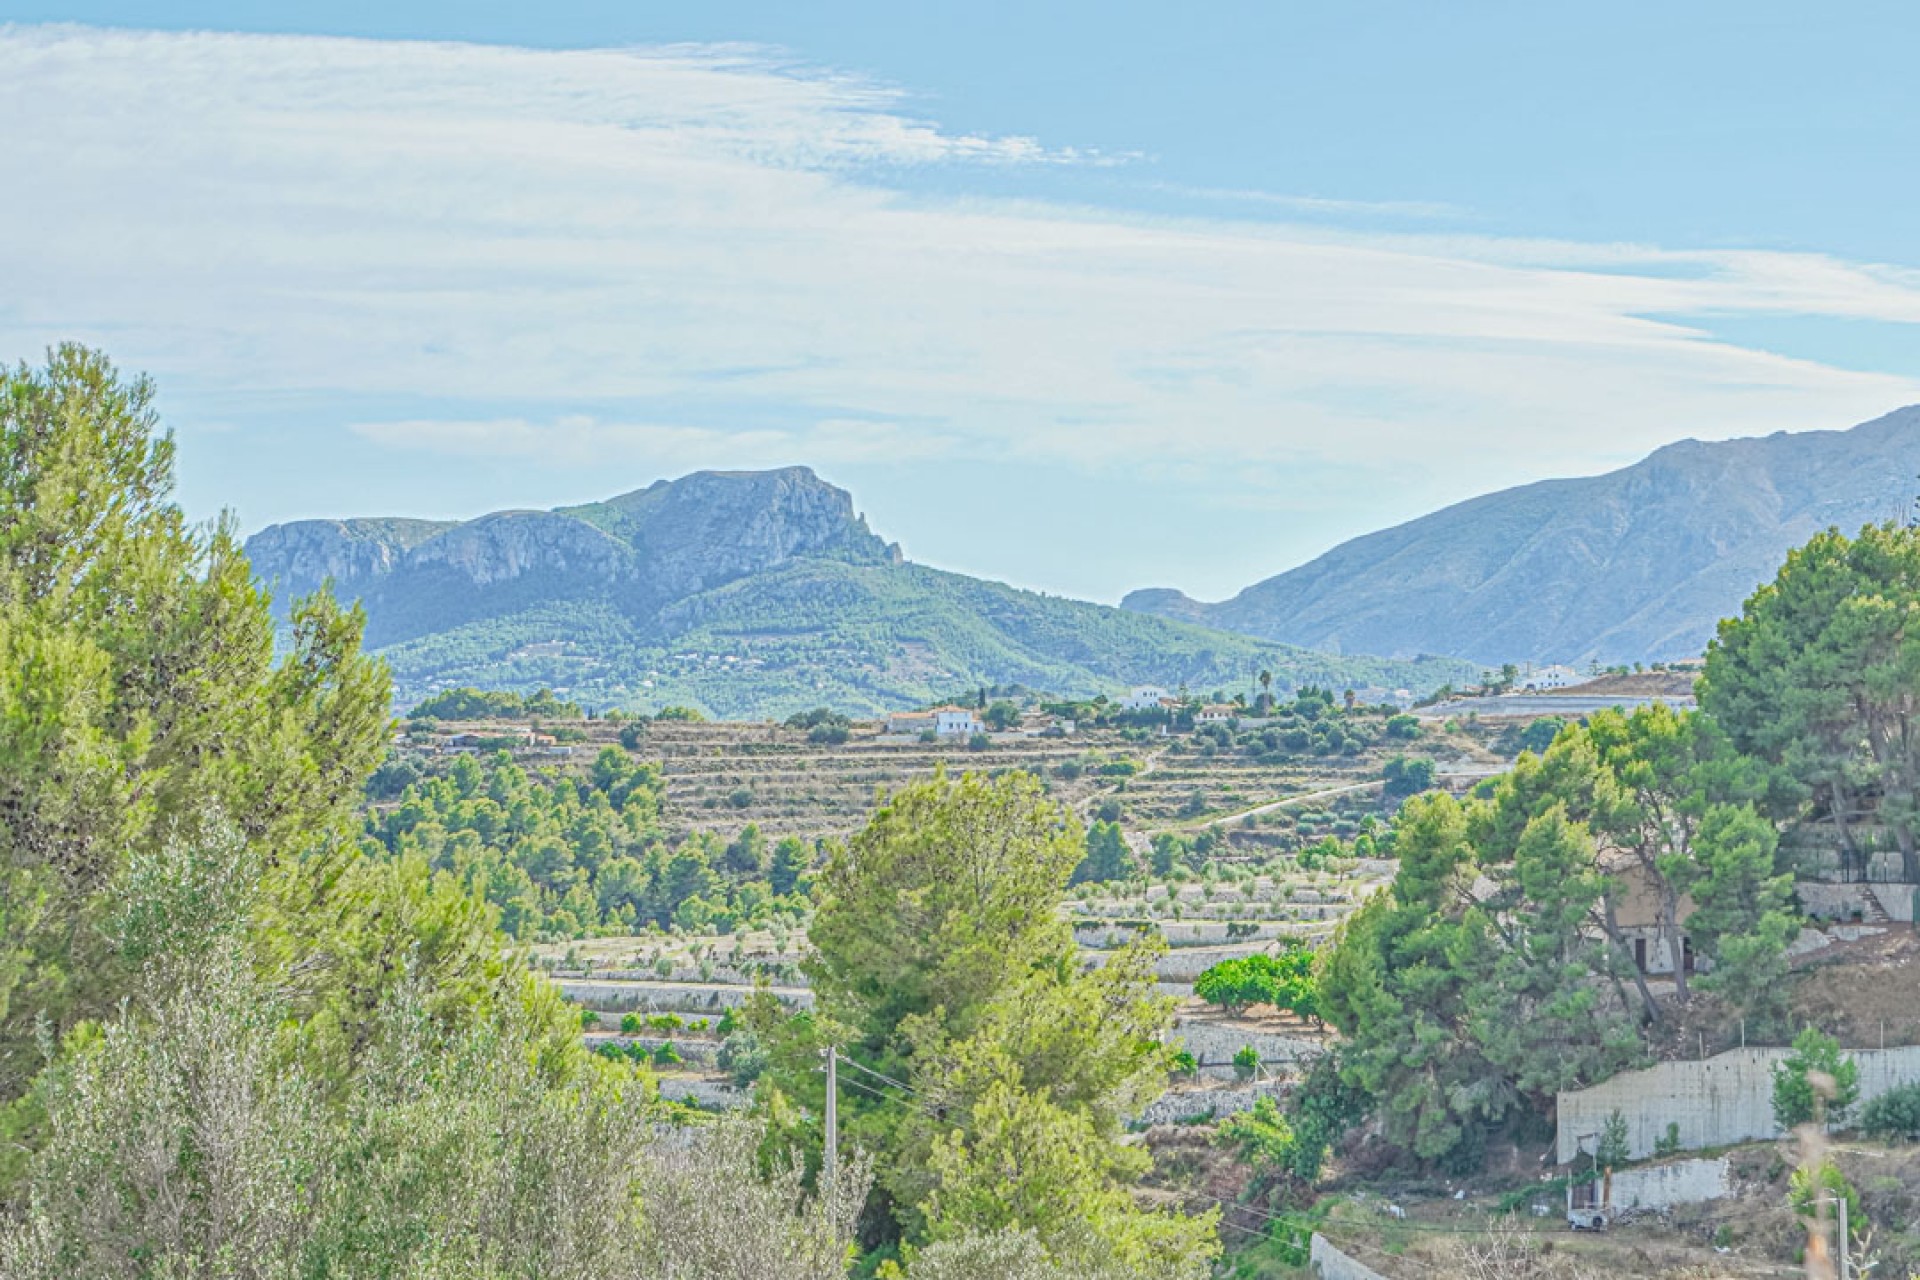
[1558,1045,1920,1162]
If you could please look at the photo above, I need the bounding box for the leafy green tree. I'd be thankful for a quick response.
[1703,522,1920,879]
[796,770,1213,1265]
[1789,1158,1863,1242]
[770,836,810,896]
[1381,755,1436,799]
[1072,821,1135,885]
[1686,805,1796,1027]
[1193,946,1320,1024]
[1772,1027,1860,1131]
[1597,1110,1631,1168]
[984,700,1021,731]
[0,346,394,1098]
[410,686,582,720]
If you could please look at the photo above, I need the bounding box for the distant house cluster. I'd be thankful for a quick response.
[435,729,575,758]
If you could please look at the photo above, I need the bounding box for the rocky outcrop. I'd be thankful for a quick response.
[405,511,632,587]
[244,517,456,598]
[246,466,893,609]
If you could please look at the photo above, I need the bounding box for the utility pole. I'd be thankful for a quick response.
[823,1046,839,1195]
[1837,1193,1850,1280]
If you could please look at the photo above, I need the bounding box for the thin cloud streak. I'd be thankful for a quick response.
[1,23,1917,519]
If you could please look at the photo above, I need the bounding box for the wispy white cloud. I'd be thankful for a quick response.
[2,23,1917,527]
[350,414,961,468]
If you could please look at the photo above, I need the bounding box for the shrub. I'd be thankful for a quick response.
[1233,1044,1260,1081]
[1597,1110,1630,1168]
[1861,1081,1920,1141]
[1169,1049,1198,1079]
[652,1041,683,1066]
[728,786,755,809]
[1789,1158,1862,1239]
[1773,1026,1860,1130]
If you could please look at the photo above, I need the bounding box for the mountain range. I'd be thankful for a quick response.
[1123,406,1920,666]
[245,468,1473,718]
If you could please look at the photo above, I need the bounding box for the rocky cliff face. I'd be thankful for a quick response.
[405,512,633,587]
[1124,405,1920,666]
[244,467,898,631]
[244,517,457,598]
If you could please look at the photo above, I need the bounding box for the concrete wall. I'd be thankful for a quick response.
[1558,1044,1920,1162]
[1310,1233,1392,1280]
[1609,1156,1731,1211]
[1795,881,1919,924]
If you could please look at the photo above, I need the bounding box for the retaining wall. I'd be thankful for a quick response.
[1610,1156,1731,1210]
[1310,1233,1391,1280]
[1138,1080,1286,1126]
[1558,1044,1920,1162]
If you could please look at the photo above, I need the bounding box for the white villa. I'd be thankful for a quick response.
[931,706,983,737]
[1516,664,1583,692]
[1120,685,1170,712]
[1196,704,1238,724]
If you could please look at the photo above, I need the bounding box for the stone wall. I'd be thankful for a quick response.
[1173,1020,1323,1073]
[1309,1233,1392,1280]
[558,979,813,1014]
[1139,1080,1287,1126]
[1558,1045,1920,1162]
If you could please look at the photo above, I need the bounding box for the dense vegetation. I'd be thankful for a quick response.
[410,684,584,720]
[0,348,1211,1280]
[361,555,1476,719]
[760,770,1219,1277]
[365,748,816,939]
[1297,518,1920,1176]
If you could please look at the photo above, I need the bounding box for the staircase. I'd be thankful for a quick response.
[1860,886,1894,926]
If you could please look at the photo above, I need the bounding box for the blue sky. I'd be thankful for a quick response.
[3,2,1918,601]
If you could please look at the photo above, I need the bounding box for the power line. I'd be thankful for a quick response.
[835,1052,919,1097]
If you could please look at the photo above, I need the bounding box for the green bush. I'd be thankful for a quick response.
[1861,1081,1920,1141]
[1233,1044,1260,1081]
[1773,1026,1860,1130]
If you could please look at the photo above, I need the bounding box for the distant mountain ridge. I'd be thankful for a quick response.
[246,467,1472,718]
[1121,406,1920,666]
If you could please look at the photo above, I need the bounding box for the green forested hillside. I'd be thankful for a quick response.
[374,558,1475,717]
[246,468,1475,718]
